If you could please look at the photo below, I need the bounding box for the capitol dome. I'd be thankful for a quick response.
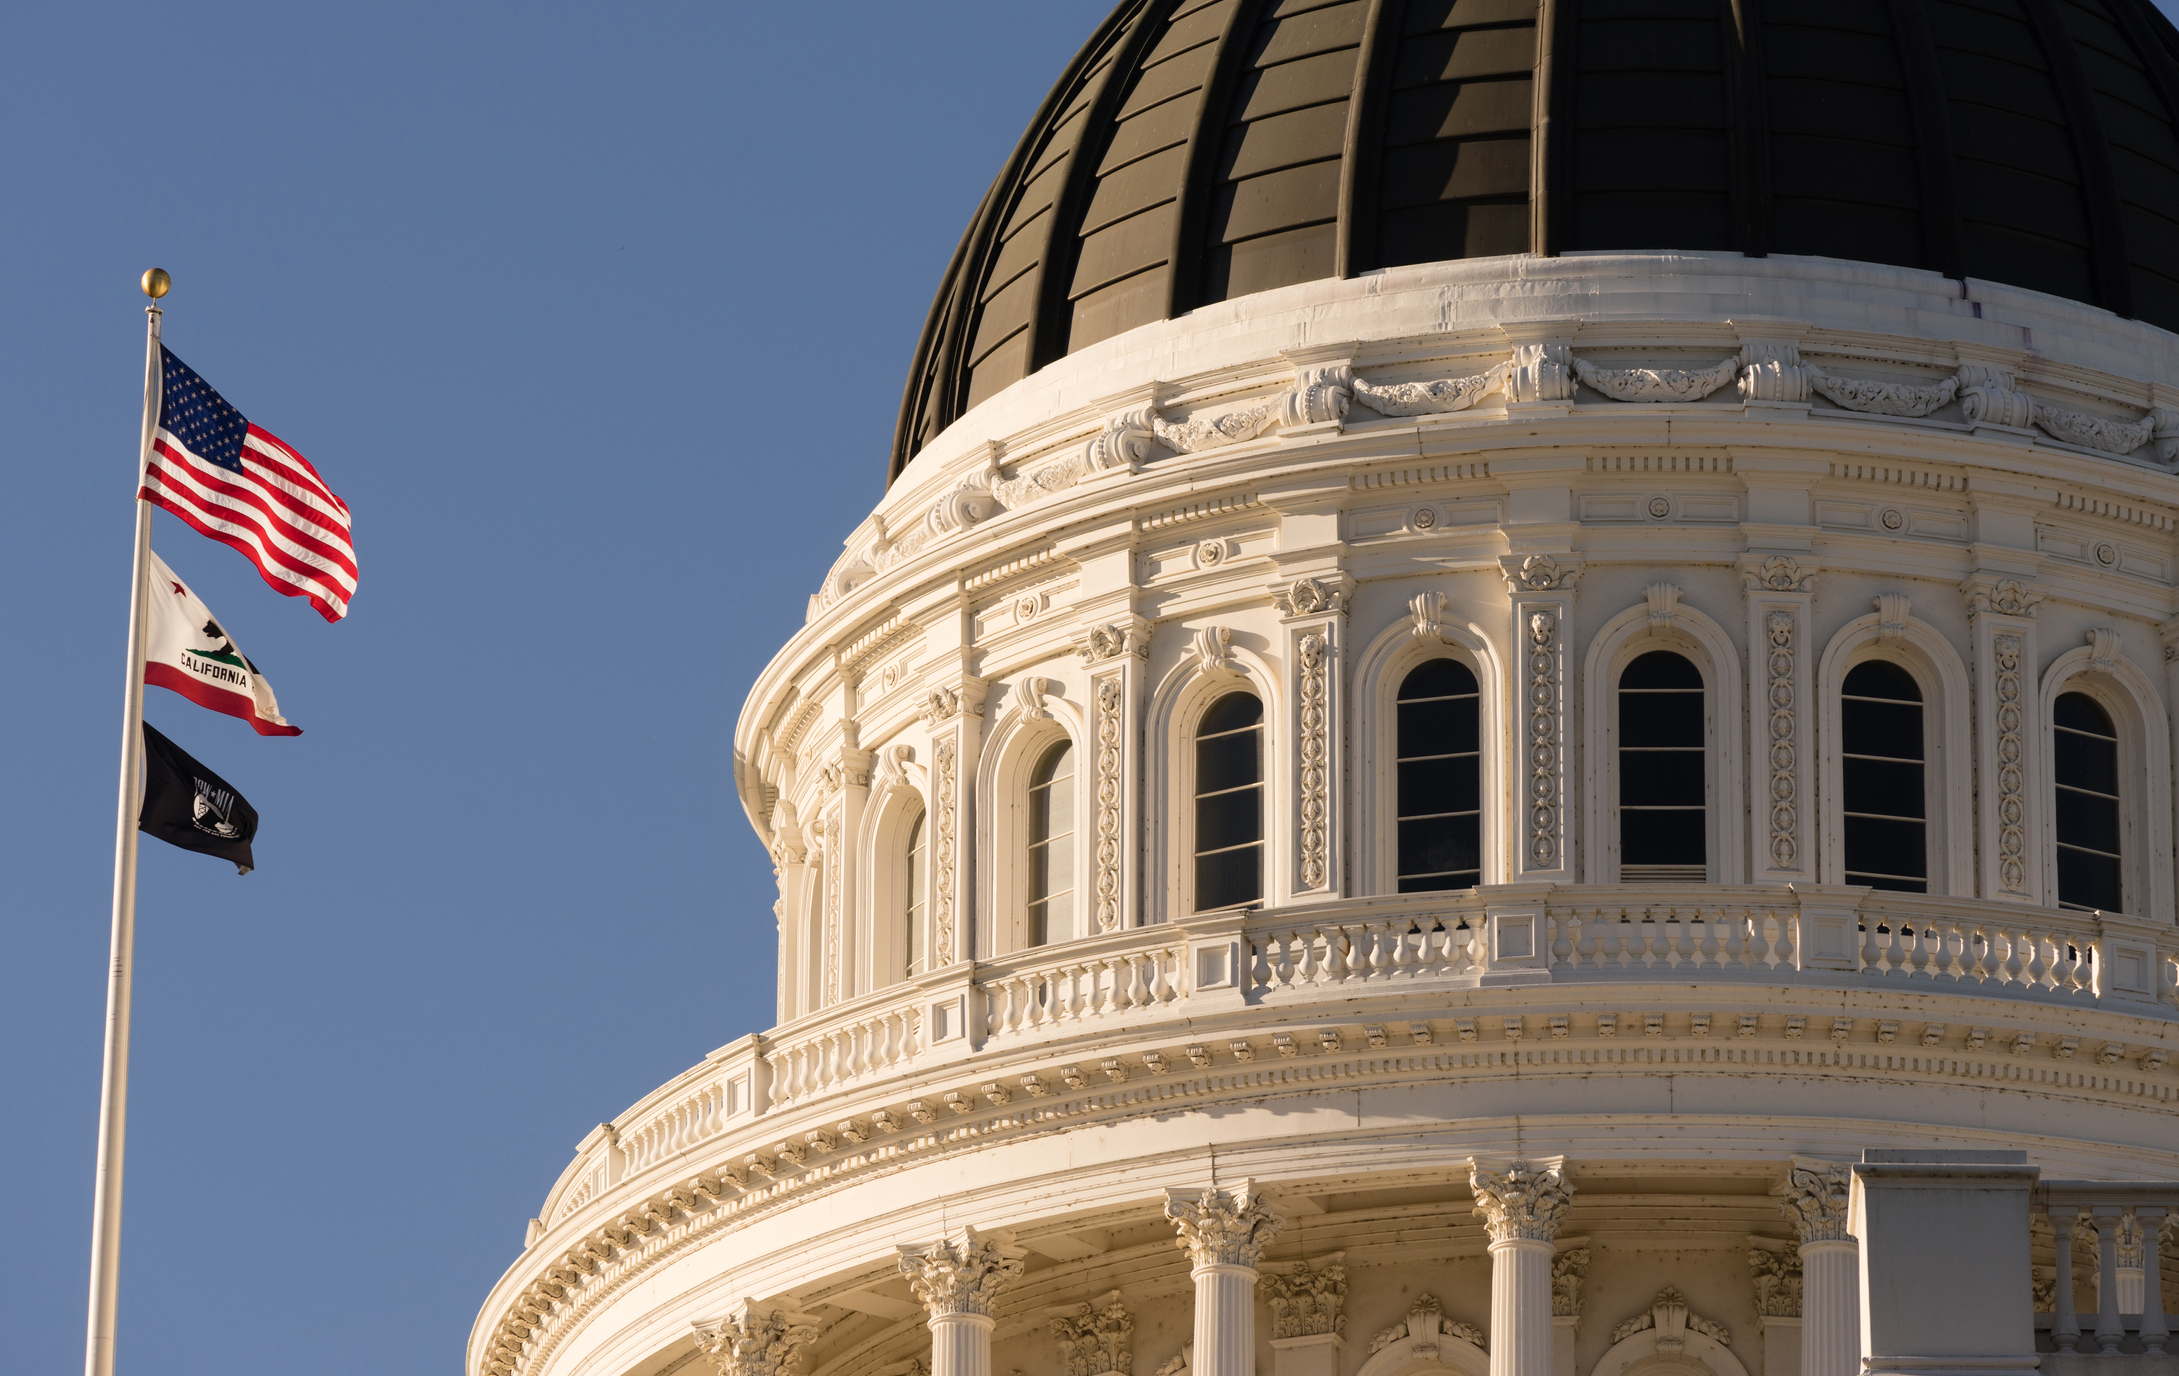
[895,0,2179,479]
[478,9,2179,1376]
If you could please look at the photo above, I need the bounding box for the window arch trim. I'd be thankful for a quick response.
[975,688,1089,960]
[2035,641,2172,919]
[1147,636,1283,924]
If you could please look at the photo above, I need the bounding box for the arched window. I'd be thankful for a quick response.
[1194,692,1264,911]
[1026,741,1075,945]
[1396,659,1482,891]
[904,808,926,977]
[1840,661,1926,892]
[1618,650,1705,881]
[2055,691,2122,911]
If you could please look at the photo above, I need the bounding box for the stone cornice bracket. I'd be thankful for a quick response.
[1735,327,1813,404]
[1277,361,1354,429]
[1505,342,1576,403]
[1273,573,1353,619]
[927,470,1003,538]
[1775,1157,1853,1244]
[1050,1290,1134,1376]
[1740,554,1816,593]
[1875,593,1913,646]
[2154,406,2179,465]
[1163,1179,1285,1270]
[1747,1247,1804,1317]
[1957,363,2037,430]
[1082,406,1159,477]
[1963,576,2044,621]
[897,1227,1029,1319]
[869,743,918,795]
[1019,676,1060,721]
[1192,625,1243,678]
[922,680,989,730]
[1552,1247,1591,1318]
[692,1300,824,1376]
[1645,582,1683,627]
[1075,618,1151,664]
[1410,591,1448,641]
[1260,1256,1347,1339]
[1468,1157,1574,1242]
[1501,553,1582,594]
[2087,627,2123,673]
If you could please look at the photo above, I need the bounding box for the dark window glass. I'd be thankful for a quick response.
[1841,660,1926,892]
[1026,741,1075,946]
[1195,692,1263,911]
[1619,650,1706,879]
[2054,691,2122,912]
[1396,659,1482,892]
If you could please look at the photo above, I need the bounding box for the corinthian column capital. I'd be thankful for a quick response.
[1468,1157,1573,1242]
[692,1300,824,1376]
[1775,1157,1854,1244]
[897,1227,1029,1319]
[1163,1179,1285,1270]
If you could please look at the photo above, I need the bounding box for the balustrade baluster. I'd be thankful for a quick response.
[1269,929,1294,988]
[1697,909,1722,968]
[1120,953,1145,1008]
[2027,930,2051,990]
[1249,934,1272,990]
[1320,925,1346,981]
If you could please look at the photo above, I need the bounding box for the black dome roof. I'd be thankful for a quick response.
[890,0,2179,482]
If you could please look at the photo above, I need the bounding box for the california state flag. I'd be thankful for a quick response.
[145,550,301,736]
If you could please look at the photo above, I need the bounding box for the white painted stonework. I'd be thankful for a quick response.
[470,254,2179,1376]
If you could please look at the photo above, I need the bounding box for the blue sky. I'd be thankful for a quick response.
[1,4,1106,1371]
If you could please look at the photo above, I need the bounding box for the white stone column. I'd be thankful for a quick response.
[694,1300,823,1376]
[1470,1157,1573,1376]
[1165,1181,1286,1376]
[1777,1158,1857,1376]
[899,1227,1028,1376]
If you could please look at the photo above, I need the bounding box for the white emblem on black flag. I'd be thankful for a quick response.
[139,722,258,873]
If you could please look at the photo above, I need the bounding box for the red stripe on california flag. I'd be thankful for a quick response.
[145,663,304,736]
[147,439,358,584]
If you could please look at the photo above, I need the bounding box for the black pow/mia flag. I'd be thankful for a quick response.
[140,722,257,874]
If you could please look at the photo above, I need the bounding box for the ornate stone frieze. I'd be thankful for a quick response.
[897,1227,1028,1318]
[1469,1159,1574,1242]
[1261,1258,1346,1339]
[2033,403,2154,455]
[1163,1181,1284,1270]
[1274,575,1351,618]
[692,1301,824,1376]
[1076,622,1149,664]
[1807,367,1957,417]
[1156,405,1279,454]
[1553,1248,1590,1318]
[1967,578,2045,620]
[1748,1248,1803,1316]
[1572,353,1741,403]
[932,738,958,964]
[1093,677,1125,933]
[1610,1288,1730,1349]
[1351,365,1508,416]
[1525,612,1562,870]
[1369,1294,1486,1356]
[1742,555,1816,593]
[1051,1291,1134,1376]
[1776,1158,1852,1243]
[1765,609,1798,872]
[1502,553,1582,593]
[1994,633,2028,895]
[1297,632,1331,891]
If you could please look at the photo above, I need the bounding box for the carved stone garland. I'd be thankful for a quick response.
[933,738,959,963]
[693,1302,824,1376]
[1261,1258,1346,1339]
[1765,610,1798,871]
[1094,678,1125,932]
[1527,612,1562,869]
[1994,632,2028,896]
[1297,633,1330,890]
[1052,1292,1134,1376]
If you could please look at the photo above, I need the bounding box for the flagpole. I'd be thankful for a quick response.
[84,268,167,1376]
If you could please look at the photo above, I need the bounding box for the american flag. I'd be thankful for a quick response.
[140,347,356,622]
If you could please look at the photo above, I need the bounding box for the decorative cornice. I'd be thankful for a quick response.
[1469,1158,1573,1243]
[1163,1179,1284,1270]
[897,1226,1027,1319]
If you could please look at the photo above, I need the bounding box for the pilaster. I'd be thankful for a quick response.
[1273,574,1352,902]
[1263,1257,1346,1376]
[1502,557,1581,882]
[921,677,988,964]
[1076,616,1150,932]
[1741,556,1818,883]
[1963,574,2045,903]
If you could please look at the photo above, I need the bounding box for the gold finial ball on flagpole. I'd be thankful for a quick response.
[140,268,170,300]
